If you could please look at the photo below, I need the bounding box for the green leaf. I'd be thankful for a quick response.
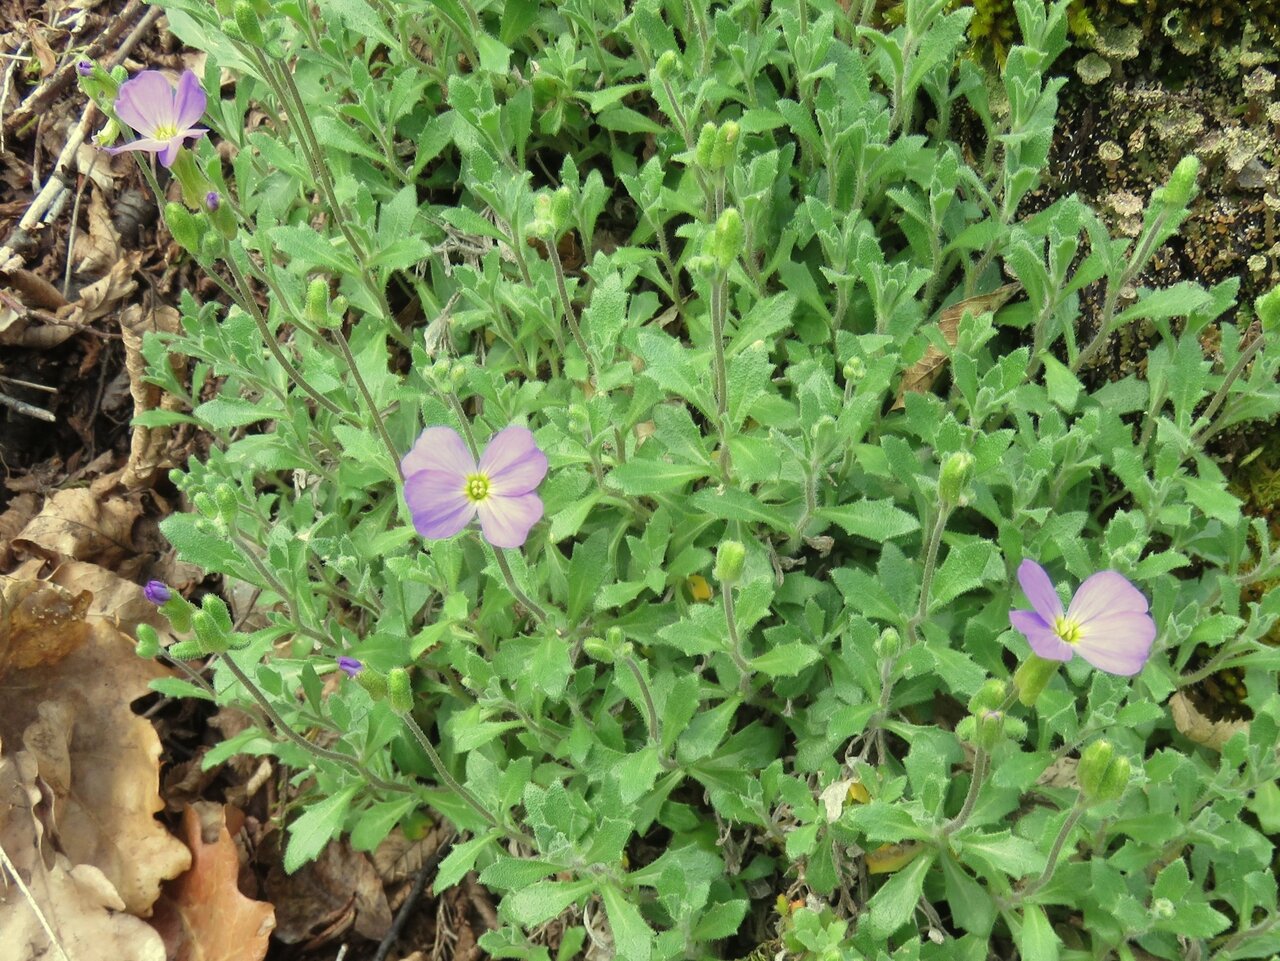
[928,540,1002,610]
[1041,355,1082,411]
[862,851,934,939]
[691,899,748,940]
[479,857,568,891]
[284,785,358,874]
[435,832,499,892]
[193,397,276,430]
[600,884,653,961]
[567,530,610,623]
[1015,904,1060,961]
[611,459,709,495]
[820,500,920,541]
[941,853,995,935]
[751,642,821,678]
[506,878,597,927]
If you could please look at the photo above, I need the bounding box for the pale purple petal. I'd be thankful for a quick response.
[402,426,475,481]
[157,139,182,168]
[478,426,548,496]
[104,136,173,157]
[1011,609,1073,661]
[1067,571,1149,625]
[1074,611,1156,676]
[405,470,477,539]
[1017,559,1064,622]
[477,493,543,548]
[114,71,177,134]
[172,70,207,128]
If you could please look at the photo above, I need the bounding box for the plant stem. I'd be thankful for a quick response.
[492,547,553,625]
[332,327,403,480]
[710,273,733,481]
[943,746,989,836]
[1017,799,1085,902]
[722,584,751,691]
[217,653,411,794]
[620,654,669,765]
[397,708,533,845]
[908,504,952,643]
[546,236,596,379]
[1193,324,1265,447]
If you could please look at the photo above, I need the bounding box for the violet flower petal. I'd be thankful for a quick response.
[172,70,207,129]
[1010,609,1075,661]
[1017,559,1064,622]
[337,656,363,677]
[1074,611,1156,676]
[104,137,173,156]
[404,470,477,539]
[478,426,548,496]
[402,425,475,480]
[1067,570,1149,624]
[477,492,543,548]
[157,139,182,168]
[114,71,177,134]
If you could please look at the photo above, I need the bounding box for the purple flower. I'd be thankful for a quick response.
[336,656,363,678]
[204,191,220,212]
[1009,559,1155,677]
[402,425,547,549]
[105,69,207,168]
[143,580,172,605]
[76,60,94,77]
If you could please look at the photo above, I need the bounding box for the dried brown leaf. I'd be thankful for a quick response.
[268,840,392,943]
[119,302,184,490]
[72,188,124,277]
[892,283,1022,410]
[151,805,276,961]
[0,739,167,961]
[0,570,190,915]
[12,488,140,566]
[1169,691,1250,752]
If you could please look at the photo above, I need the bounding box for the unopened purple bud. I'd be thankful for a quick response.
[337,656,363,678]
[143,580,172,605]
[205,191,220,212]
[77,61,94,77]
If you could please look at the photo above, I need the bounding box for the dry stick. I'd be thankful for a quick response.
[0,4,163,264]
[371,829,459,961]
[2,0,144,135]
[0,391,56,422]
[0,843,72,961]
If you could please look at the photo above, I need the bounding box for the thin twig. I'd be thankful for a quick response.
[0,391,56,421]
[372,829,459,961]
[0,842,72,961]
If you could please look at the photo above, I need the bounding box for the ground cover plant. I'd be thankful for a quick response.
[77,0,1280,957]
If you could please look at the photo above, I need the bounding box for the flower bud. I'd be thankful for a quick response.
[1078,739,1130,803]
[1157,155,1200,211]
[135,624,161,659]
[842,357,866,383]
[144,580,172,605]
[1256,286,1280,334]
[810,415,836,453]
[605,626,626,651]
[193,491,218,519]
[550,187,574,233]
[304,277,329,326]
[713,540,746,585]
[968,678,1007,714]
[1150,898,1175,920]
[204,191,221,212]
[975,710,1004,751]
[654,50,679,81]
[874,627,901,660]
[77,60,94,77]
[938,451,975,506]
[233,1,266,44]
[710,207,744,271]
[213,483,237,520]
[531,193,555,238]
[1013,654,1058,707]
[202,593,234,634]
[582,636,614,663]
[694,122,717,170]
[191,610,229,654]
[387,667,413,714]
[167,639,206,659]
[356,667,388,700]
[164,202,200,252]
[710,121,740,170]
[337,656,362,678]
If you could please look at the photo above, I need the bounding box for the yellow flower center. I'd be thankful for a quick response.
[464,474,490,502]
[1054,616,1083,645]
[152,123,178,139]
